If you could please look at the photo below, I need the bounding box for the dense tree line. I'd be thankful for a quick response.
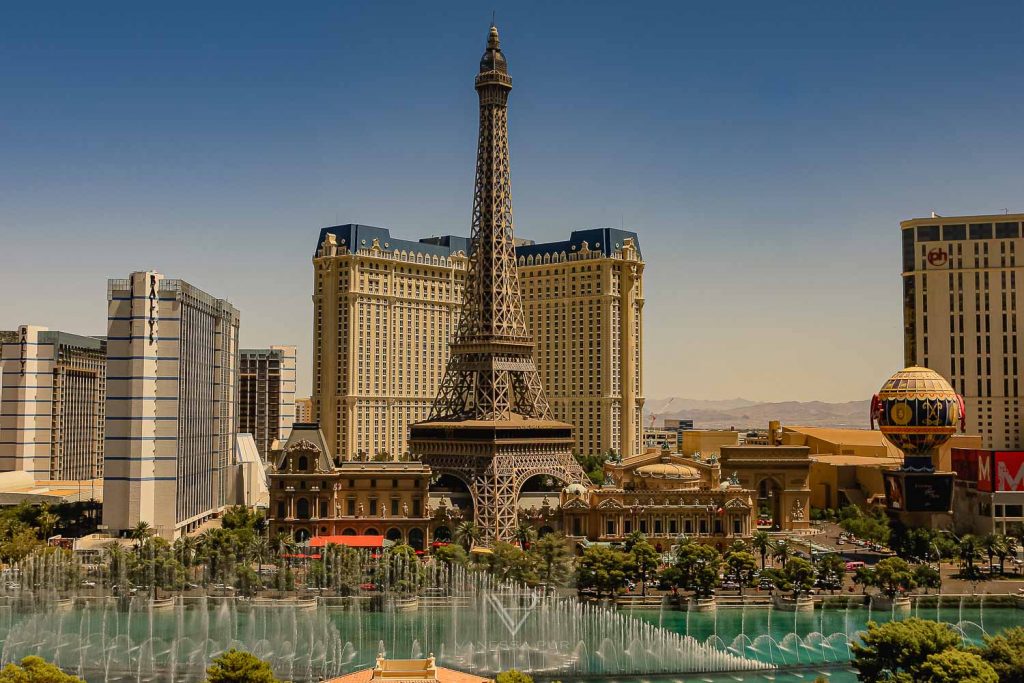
[853,618,1024,683]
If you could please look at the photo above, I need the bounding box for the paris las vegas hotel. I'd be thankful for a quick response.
[311,225,644,462]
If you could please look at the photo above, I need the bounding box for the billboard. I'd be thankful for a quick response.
[994,451,1024,492]
[884,471,954,513]
[951,448,981,484]
[951,449,1024,492]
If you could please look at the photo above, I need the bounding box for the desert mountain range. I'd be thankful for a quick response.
[644,397,871,431]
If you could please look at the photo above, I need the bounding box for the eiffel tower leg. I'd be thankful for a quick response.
[472,476,496,545]
[491,457,519,544]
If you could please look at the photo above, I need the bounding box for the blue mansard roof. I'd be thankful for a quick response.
[314,224,641,260]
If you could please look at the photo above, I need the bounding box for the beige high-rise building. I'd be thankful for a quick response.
[312,225,643,461]
[239,346,296,460]
[295,397,313,424]
[0,326,106,480]
[902,213,1024,449]
[103,272,240,539]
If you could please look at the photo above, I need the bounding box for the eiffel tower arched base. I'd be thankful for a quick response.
[410,419,589,545]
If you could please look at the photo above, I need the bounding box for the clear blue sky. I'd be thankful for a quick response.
[2,1,1022,402]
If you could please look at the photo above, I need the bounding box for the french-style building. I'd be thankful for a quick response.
[269,427,758,551]
[557,446,756,551]
[268,424,432,548]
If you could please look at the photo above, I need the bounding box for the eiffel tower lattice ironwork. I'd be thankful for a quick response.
[410,25,588,545]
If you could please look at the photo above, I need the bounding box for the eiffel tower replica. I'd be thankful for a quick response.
[410,24,588,545]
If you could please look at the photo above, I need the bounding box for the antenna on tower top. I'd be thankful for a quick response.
[491,10,495,27]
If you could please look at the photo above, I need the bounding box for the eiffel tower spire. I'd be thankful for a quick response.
[411,25,588,545]
[429,23,550,422]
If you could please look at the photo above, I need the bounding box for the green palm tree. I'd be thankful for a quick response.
[173,536,198,567]
[752,531,772,569]
[37,510,59,540]
[130,521,154,548]
[249,536,271,586]
[958,534,981,577]
[981,533,1010,574]
[104,541,129,589]
[454,521,483,551]
[771,539,792,568]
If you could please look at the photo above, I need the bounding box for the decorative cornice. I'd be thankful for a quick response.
[286,439,321,454]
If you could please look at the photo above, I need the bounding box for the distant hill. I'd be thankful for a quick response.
[645,397,871,431]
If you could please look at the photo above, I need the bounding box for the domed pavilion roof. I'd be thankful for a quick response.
[635,462,701,480]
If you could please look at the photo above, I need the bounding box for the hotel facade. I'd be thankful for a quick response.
[0,326,107,481]
[102,271,240,539]
[239,346,296,461]
[311,224,644,462]
[901,213,1024,449]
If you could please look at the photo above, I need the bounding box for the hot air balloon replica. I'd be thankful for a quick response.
[870,366,964,517]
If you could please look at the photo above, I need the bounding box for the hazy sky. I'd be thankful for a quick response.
[2,1,1022,403]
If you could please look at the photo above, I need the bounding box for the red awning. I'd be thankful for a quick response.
[309,535,385,549]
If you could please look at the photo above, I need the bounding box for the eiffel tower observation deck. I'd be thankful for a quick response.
[410,25,588,545]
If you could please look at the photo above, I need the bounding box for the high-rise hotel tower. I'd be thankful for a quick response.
[312,228,643,463]
[902,213,1024,449]
[239,346,296,460]
[102,271,240,539]
[0,325,106,480]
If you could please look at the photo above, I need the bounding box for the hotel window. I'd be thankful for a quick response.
[943,224,967,241]
[996,222,1020,239]
[970,223,993,240]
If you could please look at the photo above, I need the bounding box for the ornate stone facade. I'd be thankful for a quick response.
[719,443,812,532]
[558,447,756,550]
[268,424,431,548]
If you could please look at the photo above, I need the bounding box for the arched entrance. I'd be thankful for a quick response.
[364,528,380,536]
[341,528,357,536]
[385,527,403,544]
[757,477,783,531]
[408,528,425,551]
[517,473,567,538]
[519,472,564,493]
[431,473,475,518]
[295,528,311,542]
[433,526,452,543]
[296,498,310,520]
